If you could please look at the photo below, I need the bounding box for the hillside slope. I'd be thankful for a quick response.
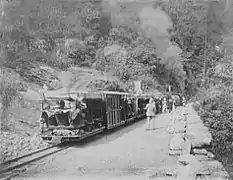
[0,64,139,163]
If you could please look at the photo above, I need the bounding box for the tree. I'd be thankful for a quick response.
[154,0,225,95]
[160,45,186,92]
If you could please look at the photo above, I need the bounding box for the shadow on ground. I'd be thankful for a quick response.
[69,119,147,148]
[67,113,169,149]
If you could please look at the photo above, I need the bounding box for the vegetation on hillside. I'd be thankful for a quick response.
[1,0,233,174]
[0,0,187,92]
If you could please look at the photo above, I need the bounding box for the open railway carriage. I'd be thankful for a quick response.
[125,94,149,122]
[39,91,147,143]
[40,91,105,143]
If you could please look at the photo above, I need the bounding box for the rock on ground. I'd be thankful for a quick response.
[169,134,185,151]
[167,103,229,179]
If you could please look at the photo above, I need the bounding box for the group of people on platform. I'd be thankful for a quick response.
[144,95,186,131]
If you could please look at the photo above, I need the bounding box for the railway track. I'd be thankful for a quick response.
[0,143,70,175]
[0,127,106,177]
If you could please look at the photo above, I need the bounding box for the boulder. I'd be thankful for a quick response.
[169,149,182,156]
[178,154,196,166]
[176,165,196,180]
[168,116,187,134]
[174,126,186,134]
[208,171,230,180]
[191,133,212,148]
[188,122,208,130]
[196,166,212,176]
[177,115,183,121]
[193,148,208,155]
[194,154,210,162]
[202,136,212,145]
[203,160,224,171]
[190,127,209,135]
[186,130,196,141]
[187,114,202,124]
[191,139,211,148]
[169,134,185,151]
[182,140,191,155]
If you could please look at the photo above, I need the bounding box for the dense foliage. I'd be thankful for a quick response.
[198,53,233,171]
[0,0,185,93]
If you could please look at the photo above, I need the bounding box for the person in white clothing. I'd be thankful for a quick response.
[144,98,156,131]
[162,97,167,113]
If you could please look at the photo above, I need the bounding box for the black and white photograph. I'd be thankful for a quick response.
[0,0,232,179]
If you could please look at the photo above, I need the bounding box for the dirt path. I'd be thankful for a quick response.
[14,113,179,180]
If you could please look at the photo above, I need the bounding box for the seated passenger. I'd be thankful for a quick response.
[41,102,58,127]
[69,101,80,126]
[41,102,50,127]
[69,99,87,126]
[54,100,70,126]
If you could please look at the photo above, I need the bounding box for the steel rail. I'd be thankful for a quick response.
[0,144,61,167]
[0,144,70,175]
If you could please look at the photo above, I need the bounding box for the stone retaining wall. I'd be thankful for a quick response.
[167,103,230,179]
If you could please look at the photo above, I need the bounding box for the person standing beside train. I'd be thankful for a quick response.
[144,98,156,131]
[168,98,173,113]
[162,97,167,113]
[159,98,162,113]
[172,97,176,112]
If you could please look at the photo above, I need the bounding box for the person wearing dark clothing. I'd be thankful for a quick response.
[168,98,173,113]
[54,100,69,126]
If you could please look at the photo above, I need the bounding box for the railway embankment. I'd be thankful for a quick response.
[167,103,230,179]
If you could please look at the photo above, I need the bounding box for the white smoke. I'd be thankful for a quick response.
[139,6,173,55]
[102,0,183,57]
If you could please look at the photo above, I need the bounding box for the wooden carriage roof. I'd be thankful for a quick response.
[40,89,182,103]
[40,90,131,102]
[159,92,182,98]
[101,91,130,95]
